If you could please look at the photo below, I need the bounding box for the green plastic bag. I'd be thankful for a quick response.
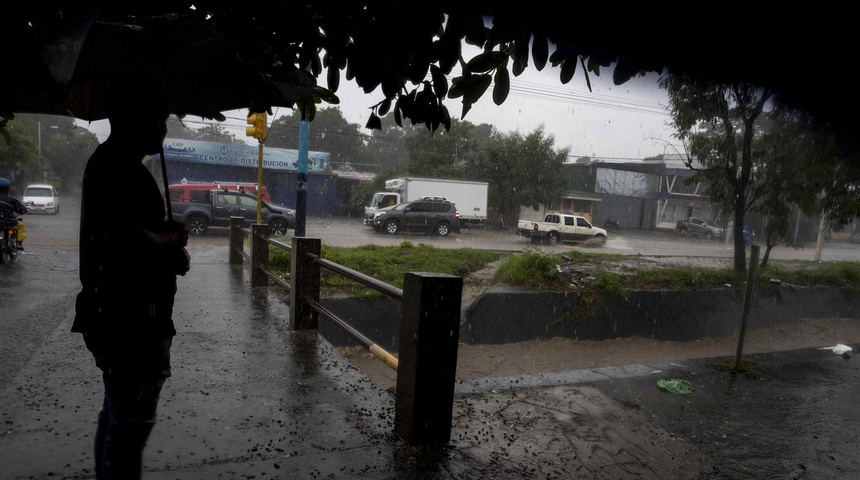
[657,379,694,395]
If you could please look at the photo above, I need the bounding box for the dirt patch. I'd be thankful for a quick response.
[341,317,860,392]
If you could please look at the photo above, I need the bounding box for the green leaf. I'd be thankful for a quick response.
[466,51,508,73]
[439,103,452,131]
[315,88,340,105]
[460,98,473,119]
[460,14,487,46]
[531,32,548,71]
[464,74,492,103]
[430,65,449,100]
[493,68,510,105]
[312,55,322,77]
[394,102,403,127]
[559,59,576,84]
[448,82,467,99]
[327,67,340,92]
[308,101,318,122]
[365,112,382,130]
[513,41,529,76]
[377,97,392,117]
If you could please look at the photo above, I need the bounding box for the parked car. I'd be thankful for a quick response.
[676,216,723,240]
[367,196,460,236]
[22,183,59,214]
[171,189,295,235]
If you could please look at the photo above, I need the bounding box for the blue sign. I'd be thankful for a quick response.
[161,138,330,173]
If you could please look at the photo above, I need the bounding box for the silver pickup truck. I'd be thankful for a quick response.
[676,217,724,240]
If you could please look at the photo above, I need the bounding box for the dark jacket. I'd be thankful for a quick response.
[73,143,180,370]
[0,193,26,227]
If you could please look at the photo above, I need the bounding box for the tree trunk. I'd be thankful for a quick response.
[733,209,747,272]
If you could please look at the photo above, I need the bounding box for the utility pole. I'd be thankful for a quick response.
[295,119,309,237]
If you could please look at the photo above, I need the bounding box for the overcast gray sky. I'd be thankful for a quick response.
[78,64,679,161]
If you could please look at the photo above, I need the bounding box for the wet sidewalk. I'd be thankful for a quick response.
[1,240,859,479]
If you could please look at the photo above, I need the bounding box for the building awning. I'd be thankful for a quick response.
[563,190,601,201]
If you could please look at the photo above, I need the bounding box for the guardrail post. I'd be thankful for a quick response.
[394,272,462,446]
[229,217,244,265]
[290,237,320,330]
[250,224,269,288]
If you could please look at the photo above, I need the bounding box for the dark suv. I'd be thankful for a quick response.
[368,197,460,236]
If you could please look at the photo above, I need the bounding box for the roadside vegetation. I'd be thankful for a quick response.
[269,241,500,298]
[269,242,860,299]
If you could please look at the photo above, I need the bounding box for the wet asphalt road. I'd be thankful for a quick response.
[3,194,860,479]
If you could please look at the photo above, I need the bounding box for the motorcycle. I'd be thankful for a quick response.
[603,219,620,231]
[1,216,22,264]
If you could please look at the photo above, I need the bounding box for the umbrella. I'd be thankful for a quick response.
[4,11,320,215]
[33,12,319,121]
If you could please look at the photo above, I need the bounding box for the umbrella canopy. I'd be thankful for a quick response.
[4,11,319,122]
[0,11,321,219]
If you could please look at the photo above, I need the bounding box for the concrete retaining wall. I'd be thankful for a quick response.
[320,286,859,349]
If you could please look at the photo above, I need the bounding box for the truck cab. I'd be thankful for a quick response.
[364,192,401,225]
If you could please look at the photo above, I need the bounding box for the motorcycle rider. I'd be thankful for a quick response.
[0,177,28,249]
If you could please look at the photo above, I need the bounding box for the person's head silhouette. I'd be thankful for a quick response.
[105,78,170,156]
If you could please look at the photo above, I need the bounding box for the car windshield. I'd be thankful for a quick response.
[25,187,53,197]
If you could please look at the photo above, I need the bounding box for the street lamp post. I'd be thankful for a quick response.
[37,121,58,182]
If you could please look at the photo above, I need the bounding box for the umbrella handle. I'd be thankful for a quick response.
[159,141,172,219]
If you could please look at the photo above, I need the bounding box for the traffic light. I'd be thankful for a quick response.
[246,112,268,140]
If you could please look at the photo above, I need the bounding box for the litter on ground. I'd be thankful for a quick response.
[657,379,694,395]
[820,344,853,357]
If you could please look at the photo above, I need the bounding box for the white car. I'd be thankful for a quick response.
[22,184,59,214]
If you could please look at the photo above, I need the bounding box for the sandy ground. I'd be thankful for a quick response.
[340,317,860,391]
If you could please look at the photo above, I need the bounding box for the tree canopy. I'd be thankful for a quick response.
[2,3,858,162]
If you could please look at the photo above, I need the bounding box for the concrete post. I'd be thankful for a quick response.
[290,237,320,330]
[250,224,269,288]
[229,217,244,265]
[394,272,462,446]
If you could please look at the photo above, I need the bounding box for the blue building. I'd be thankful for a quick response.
[150,138,341,216]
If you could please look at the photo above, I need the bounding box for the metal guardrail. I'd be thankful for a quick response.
[228,217,462,446]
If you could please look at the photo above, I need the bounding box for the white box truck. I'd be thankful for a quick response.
[364,177,489,228]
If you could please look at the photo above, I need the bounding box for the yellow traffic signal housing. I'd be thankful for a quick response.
[246,112,268,140]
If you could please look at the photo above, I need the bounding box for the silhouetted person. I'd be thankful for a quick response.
[0,178,27,250]
[72,78,190,480]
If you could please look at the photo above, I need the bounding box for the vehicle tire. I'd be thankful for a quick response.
[705,231,713,240]
[186,215,209,236]
[679,228,688,236]
[595,234,607,245]
[435,221,450,237]
[548,232,560,244]
[384,219,399,234]
[269,218,289,236]
[1,235,14,264]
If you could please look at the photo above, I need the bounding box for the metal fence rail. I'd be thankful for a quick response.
[229,217,461,446]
